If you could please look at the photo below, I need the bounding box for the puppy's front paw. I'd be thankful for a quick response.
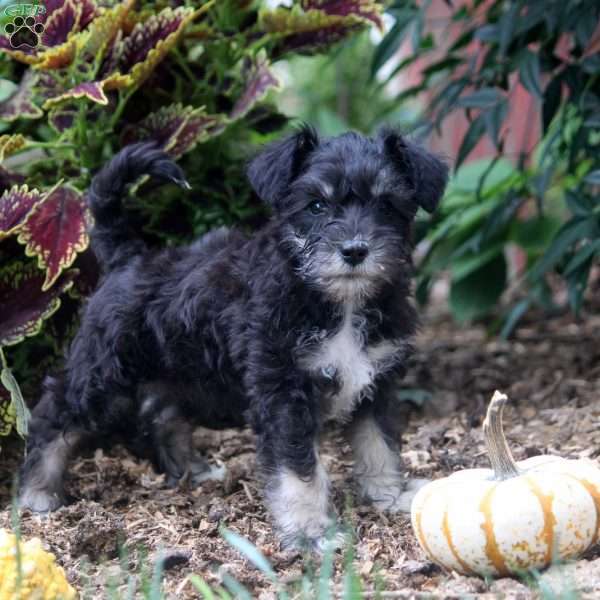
[281,519,348,554]
[19,486,65,513]
[362,477,431,514]
[268,464,342,554]
[189,462,226,486]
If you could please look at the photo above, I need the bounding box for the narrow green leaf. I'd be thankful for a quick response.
[451,243,503,282]
[475,24,499,43]
[188,575,215,600]
[448,27,475,52]
[221,574,252,600]
[513,2,546,37]
[499,2,519,55]
[563,240,600,276]
[510,215,562,255]
[370,11,415,77]
[457,87,504,109]
[411,2,430,53]
[430,78,469,114]
[317,537,336,600]
[377,54,419,87]
[519,50,543,99]
[0,364,30,437]
[215,586,232,600]
[479,192,523,246]
[500,298,531,340]
[483,100,508,147]
[532,163,555,199]
[567,256,593,316]
[422,56,462,77]
[220,527,279,585]
[393,83,426,104]
[456,114,486,168]
[528,218,597,281]
[343,564,363,599]
[450,254,507,323]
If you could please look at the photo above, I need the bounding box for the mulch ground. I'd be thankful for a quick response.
[2,301,600,599]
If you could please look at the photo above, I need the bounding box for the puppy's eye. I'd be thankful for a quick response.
[307,200,327,215]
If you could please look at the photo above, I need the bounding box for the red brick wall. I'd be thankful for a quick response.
[389,0,540,166]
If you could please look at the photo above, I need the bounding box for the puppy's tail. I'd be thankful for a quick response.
[87,142,190,272]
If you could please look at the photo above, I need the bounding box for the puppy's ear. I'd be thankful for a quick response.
[247,125,319,208]
[380,128,448,213]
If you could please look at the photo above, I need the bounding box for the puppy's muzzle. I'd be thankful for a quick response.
[340,240,369,266]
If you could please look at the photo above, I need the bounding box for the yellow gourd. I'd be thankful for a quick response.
[0,528,76,600]
[411,391,600,577]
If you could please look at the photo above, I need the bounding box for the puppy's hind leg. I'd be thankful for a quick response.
[19,377,85,512]
[139,392,224,487]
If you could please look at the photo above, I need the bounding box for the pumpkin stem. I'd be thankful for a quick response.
[483,391,520,480]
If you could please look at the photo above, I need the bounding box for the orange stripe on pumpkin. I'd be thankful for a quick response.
[442,506,476,575]
[525,476,557,565]
[479,483,509,576]
[566,475,600,545]
[414,485,439,565]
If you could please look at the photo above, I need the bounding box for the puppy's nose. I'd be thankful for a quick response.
[340,240,369,266]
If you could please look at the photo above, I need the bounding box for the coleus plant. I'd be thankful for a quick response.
[0,0,382,442]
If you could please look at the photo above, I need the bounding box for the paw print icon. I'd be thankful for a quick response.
[4,16,44,49]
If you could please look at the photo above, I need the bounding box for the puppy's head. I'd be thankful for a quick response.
[247,126,448,302]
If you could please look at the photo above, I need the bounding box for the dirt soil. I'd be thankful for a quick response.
[2,304,600,599]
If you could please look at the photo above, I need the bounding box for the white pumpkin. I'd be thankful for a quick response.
[411,391,600,577]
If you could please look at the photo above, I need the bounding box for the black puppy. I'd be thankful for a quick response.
[20,127,448,550]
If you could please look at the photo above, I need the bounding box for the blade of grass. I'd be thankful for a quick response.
[317,538,336,600]
[220,527,279,584]
[188,575,217,600]
[10,487,23,597]
[221,572,252,600]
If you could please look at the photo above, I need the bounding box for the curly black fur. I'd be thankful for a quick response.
[20,129,448,549]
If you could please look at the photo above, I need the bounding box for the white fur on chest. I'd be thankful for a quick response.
[300,305,401,421]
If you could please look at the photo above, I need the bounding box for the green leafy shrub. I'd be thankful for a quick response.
[373,0,600,330]
[277,30,413,135]
[0,0,382,440]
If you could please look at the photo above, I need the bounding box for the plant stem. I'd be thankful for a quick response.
[109,88,136,130]
[483,390,520,480]
[25,141,76,150]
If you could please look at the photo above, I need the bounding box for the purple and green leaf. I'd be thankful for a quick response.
[41,0,81,47]
[301,0,383,29]
[105,7,195,89]
[44,80,108,109]
[124,104,224,158]
[0,185,45,240]
[230,54,281,121]
[0,69,43,121]
[48,107,77,132]
[0,134,26,162]
[0,259,76,347]
[18,185,91,291]
[259,3,381,54]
